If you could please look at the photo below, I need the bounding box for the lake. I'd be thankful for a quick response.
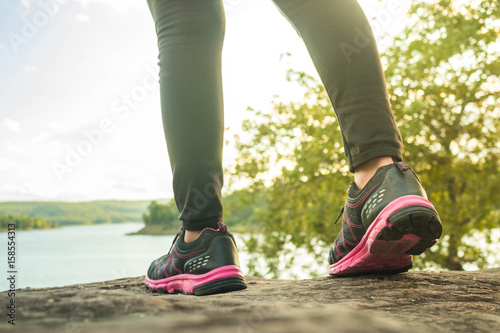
[1,223,498,290]
[1,223,170,290]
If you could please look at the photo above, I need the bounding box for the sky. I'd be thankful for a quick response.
[0,0,411,202]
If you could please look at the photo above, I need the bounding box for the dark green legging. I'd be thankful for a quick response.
[147,0,403,230]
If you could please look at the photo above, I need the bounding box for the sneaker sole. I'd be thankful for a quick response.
[329,195,442,276]
[145,265,247,296]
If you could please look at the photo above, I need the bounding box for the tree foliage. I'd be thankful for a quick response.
[0,214,57,230]
[383,0,500,270]
[142,200,179,229]
[231,0,500,275]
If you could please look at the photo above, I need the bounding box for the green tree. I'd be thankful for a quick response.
[383,0,500,270]
[222,189,266,232]
[142,200,179,229]
[231,0,500,275]
[0,214,55,230]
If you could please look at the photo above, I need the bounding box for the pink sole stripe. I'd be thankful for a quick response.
[145,265,244,294]
[329,195,436,276]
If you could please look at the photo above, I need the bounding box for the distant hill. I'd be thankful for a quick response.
[0,200,169,226]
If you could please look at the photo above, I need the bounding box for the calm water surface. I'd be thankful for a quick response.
[0,223,178,290]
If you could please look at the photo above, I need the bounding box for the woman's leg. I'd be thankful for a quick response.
[145,1,247,296]
[272,0,403,175]
[272,0,442,276]
[147,0,225,232]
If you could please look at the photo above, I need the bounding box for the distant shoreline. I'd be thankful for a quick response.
[0,225,61,232]
[127,224,259,236]
[127,225,179,236]
[0,221,144,233]
[0,221,257,234]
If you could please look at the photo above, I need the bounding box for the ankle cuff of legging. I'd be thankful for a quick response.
[350,146,403,173]
[182,216,221,231]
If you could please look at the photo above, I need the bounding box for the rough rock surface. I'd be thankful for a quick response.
[2,268,499,332]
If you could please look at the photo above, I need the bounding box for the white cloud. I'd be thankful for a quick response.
[3,141,27,154]
[0,183,54,201]
[34,132,51,142]
[0,157,17,172]
[1,118,21,133]
[20,0,31,9]
[24,66,37,72]
[48,121,60,130]
[75,14,91,21]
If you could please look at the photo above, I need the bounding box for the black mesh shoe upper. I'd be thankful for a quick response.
[147,222,241,280]
[328,162,428,265]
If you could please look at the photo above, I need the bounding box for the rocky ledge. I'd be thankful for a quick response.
[2,268,499,332]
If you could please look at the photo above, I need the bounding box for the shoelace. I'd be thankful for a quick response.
[166,228,183,255]
[217,221,227,233]
[334,206,344,225]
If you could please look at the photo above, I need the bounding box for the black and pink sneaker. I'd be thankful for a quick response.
[145,222,247,295]
[328,162,443,276]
